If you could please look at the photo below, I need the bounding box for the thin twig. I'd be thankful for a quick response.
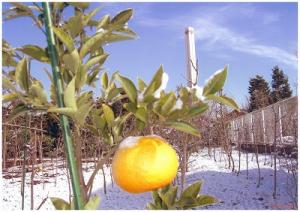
[86,145,118,193]
[36,194,49,210]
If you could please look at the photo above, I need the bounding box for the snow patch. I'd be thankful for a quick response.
[172,98,183,110]
[96,28,106,33]
[153,72,169,98]
[138,88,146,102]
[193,85,205,101]
[118,136,141,149]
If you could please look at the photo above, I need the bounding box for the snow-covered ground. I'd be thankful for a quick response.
[2,148,298,210]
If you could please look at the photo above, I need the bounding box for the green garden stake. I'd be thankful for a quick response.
[42,2,84,209]
[21,114,29,210]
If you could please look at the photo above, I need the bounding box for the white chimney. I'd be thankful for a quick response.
[185,27,197,87]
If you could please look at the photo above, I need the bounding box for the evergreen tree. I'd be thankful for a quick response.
[248,75,271,112]
[271,66,292,103]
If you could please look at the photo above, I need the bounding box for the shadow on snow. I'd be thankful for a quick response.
[92,167,297,210]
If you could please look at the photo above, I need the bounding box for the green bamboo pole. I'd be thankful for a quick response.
[42,2,84,209]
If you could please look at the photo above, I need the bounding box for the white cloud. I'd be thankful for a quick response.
[136,3,297,69]
[193,19,297,69]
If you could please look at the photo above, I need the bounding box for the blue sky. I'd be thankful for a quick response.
[2,2,298,106]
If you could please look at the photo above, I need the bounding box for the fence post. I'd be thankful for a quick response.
[262,109,266,145]
[250,114,254,144]
[232,120,235,143]
[278,105,283,144]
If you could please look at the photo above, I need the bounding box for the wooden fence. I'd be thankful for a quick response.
[229,96,298,151]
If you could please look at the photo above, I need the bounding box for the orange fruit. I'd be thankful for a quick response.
[112,135,179,193]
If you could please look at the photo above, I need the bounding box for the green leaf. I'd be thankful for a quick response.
[101,72,108,89]
[123,102,137,113]
[29,81,48,104]
[87,68,101,86]
[116,27,138,38]
[87,19,99,27]
[161,92,176,115]
[112,122,123,138]
[152,191,163,208]
[53,2,65,10]
[2,93,19,103]
[66,16,83,38]
[159,186,178,208]
[203,66,227,96]
[107,88,122,101]
[138,78,147,91]
[69,198,76,210]
[15,58,30,92]
[4,11,32,21]
[135,107,148,123]
[160,184,171,194]
[83,54,108,72]
[11,2,32,13]
[104,82,116,98]
[3,4,33,20]
[53,27,75,52]
[103,132,114,145]
[206,95,239,111]
[111,9,133,26]
[47,107,76,118]
[105,33,135,44]
[50,84,57,103]
[165,121,200,137]
[179,87,189,101]
[181,181,202,199]
[19,45,49,63]
[50,197,70,210]
[195,195,217,207]
[186,104,209,118]
[143,65,164,101]
[75,65,87,91]
[42,68,53,82]
[136,119,146,131]
[89,45,103,58]
[83,7,101,25]
[3,77,16,91]
[147,203,160,210]
[116,74,137,104]
[102,104,115,128]
[97,15,110,29]
[2,52,17,67]
[75,102,93,126]
[76,91,92,107]
[63,49,79,74]
[175,197,197,209]
[7,104,30,122]
[93,113,106,130]
[64,78,77,109]
[80,32,105,59]
[84,196,100,210]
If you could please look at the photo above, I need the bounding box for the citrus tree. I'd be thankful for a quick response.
[2,2,239,210]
